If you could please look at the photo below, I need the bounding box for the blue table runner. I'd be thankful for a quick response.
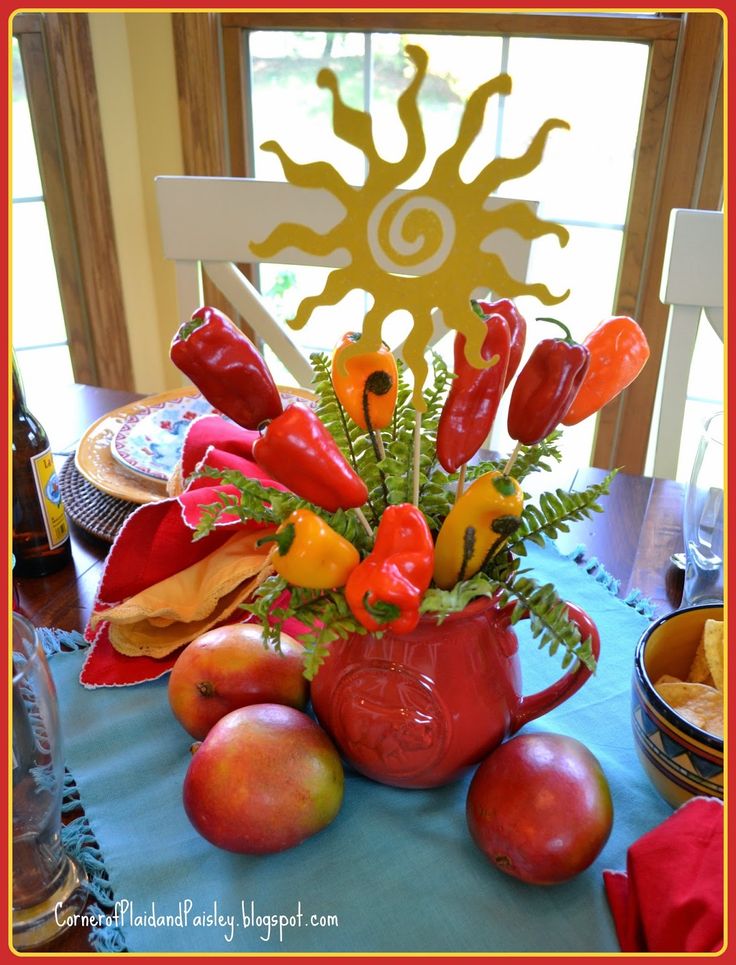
[47,539,673,954]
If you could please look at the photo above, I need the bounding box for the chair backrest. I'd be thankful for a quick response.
[652,208,724,479]
[155,175,538,388]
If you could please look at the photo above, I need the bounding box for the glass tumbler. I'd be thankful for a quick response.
[12,612,88,949]
[682,410,724,607]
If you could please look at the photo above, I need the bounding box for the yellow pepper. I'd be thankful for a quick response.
[433,471,524,589]
[259,508,360,590]
[332,332,398,432]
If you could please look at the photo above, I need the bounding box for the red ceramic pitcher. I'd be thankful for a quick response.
[310,596,600,789]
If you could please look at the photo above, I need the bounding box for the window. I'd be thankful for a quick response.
[10,12,134,397]
[214,11,722,475]
[241,29,650,467]
[11,37,75,408]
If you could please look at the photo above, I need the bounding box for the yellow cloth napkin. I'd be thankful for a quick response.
[88,528,274,657]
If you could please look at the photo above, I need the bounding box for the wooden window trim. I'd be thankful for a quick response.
[220,11,682,41]
[12,12,134,390]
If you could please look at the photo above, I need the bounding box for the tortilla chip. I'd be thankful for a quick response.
[687,638,713,685]
[90,528,274,658]
[702,619,724,692]
[655,674,683,686]
[655,680,723,739]
[166,458,185,497]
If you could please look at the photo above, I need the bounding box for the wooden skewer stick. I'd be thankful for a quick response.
[375,433,386,462]
[503,440,523,476]
[412,410,422,506]
[455,463,467,502]
[353,506,374,538]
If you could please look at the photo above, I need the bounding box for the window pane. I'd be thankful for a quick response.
[12,36,74,398]
[250,30,367,184]
[259,263,370,384]
[12,38,43,200]
[502,38,649,225]
[675,314,724,482]
[12,201,68,348]
[15,345,75,417]
[370,34,504,189]
[245,29,649,468]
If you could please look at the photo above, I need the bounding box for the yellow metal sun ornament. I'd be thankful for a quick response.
[250,45,571,410]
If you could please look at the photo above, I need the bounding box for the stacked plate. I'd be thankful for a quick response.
[75,387,216,506]
[64,386,312,542]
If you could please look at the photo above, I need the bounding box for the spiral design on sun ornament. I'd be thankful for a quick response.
[367,193,455,277]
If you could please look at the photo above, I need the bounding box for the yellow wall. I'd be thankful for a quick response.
[88,11,184,394]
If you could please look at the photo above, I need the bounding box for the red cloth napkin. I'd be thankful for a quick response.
[603,796,723,953]
[81,416,286,688]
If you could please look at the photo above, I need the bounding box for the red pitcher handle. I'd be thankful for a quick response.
[509,601,600,733]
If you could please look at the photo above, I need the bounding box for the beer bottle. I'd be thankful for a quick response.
[11,354,72,576]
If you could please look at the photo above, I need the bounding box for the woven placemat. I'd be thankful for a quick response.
[60,457,138,543]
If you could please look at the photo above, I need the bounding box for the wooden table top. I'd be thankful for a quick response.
[12,383,686,953]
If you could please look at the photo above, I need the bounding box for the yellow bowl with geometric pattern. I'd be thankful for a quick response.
[632,604,724,808]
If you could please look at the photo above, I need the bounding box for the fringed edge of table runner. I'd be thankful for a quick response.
[560,543,657,619]
[41,628,128,954]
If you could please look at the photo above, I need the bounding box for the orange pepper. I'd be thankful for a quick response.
[331,332,398,432]
[562,316,649,426]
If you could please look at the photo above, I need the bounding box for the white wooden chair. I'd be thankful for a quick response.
[154,175,539,388]
[652,208,724,479]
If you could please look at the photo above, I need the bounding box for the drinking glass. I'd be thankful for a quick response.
[12,612,88,949]
[682,410,724,607]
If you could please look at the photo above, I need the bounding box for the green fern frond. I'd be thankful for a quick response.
[420,572,499,621]
[243,575,366,680]
[379,353,454,510]
[508,469,618,556]
[190,466,303,539]
[510,431,564,481]
[492,569,596,670]
[464,431,564,486]
[310,352,361,471]
[420,557,594,670]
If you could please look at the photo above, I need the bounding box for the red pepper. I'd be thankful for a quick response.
[474,297,527,389]
[345,504,434,634]
[252,403,368,512]
[507,319,591,446]
[170,306,283,430]
[436,312,511,473]
[561,316,650,426]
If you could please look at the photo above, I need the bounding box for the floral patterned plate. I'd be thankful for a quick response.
[110,393,217,481]
[109,385,315,483]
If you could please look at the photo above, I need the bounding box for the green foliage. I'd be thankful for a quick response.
[189,467,302,540]
[191,463,373,555]
[310,352,386,522]
[420,573,498,620]
[465,430,564,485]
[508,470,618,556]
[423,558,596,671]
[192,353,618,679]
[378,354,455,527]
[243,576,366,681]
[492,565,597,671]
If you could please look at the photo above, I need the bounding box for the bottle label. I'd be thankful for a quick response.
[30,448,69,549]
